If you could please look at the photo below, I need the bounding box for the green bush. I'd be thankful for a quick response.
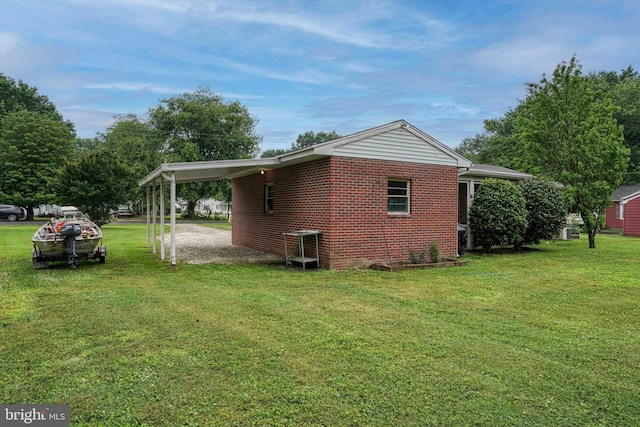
[518,178,566,247]
[429,241,441,263]
[408,250,425,264]
[469,178,528,252]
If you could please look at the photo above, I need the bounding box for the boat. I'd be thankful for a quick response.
[32,206,106,268]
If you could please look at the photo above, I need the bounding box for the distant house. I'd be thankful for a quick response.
[140,120,530,268]
[605,185,640,236]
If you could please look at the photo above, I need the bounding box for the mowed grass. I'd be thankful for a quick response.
[1,224,639,426]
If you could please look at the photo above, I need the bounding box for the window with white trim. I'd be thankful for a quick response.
[388,179,410,214]
[264,183,274,213]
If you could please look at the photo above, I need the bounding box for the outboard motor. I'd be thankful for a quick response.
[60,223,82,267]
[457,223,468,257]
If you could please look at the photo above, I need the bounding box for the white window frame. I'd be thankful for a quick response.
[264,183,274,213]
[618,202,624,220]
[388,179,410,214]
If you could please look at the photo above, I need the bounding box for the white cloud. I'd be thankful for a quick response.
[208,7,383,48]
[0,32,20,57]
[85,82,190,94]
[67,0,191,13]
[210,56,334,85]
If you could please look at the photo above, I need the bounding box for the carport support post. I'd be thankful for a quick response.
[167,172,176,268]
[146,186,151,248]
[160,177,165,261]
[152,185,157,254]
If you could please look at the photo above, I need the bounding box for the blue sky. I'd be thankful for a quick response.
[2,0,639,152]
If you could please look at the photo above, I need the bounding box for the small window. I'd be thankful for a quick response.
[388,179,410,214]
[264,183,274,213]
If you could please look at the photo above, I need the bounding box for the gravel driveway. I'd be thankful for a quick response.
[162,223,282,265]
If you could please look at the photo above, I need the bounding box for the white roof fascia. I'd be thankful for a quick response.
[620,190,640,204]
[459,168,532,181]
[138,158,279,186]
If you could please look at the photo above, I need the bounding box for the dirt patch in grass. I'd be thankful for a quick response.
[161,223,282,265]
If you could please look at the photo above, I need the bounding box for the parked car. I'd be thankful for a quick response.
[114,205,135,218]
[0,204,26,221]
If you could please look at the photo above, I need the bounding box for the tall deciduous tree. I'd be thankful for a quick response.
[611,78,640,184]
[586,67,640,184]
[0,111,76,219]
[101,114,165,205]
[517,56,629,248]
[148,88,261,217]
[455,108,527,171]
[0,73,73,132]
[55,148,135,226]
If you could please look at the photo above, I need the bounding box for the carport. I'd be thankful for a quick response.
[138,158,279,267]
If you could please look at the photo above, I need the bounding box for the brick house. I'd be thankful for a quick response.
[139,120,529,268]
[605,185,640,236]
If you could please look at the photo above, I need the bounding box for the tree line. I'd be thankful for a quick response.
[0,74,344,225]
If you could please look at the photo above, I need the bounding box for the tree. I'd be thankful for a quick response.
[291,130,341,151]
[101,114,165,205]
[586,67,640,184]
[74,136,104,154]
[468,178,528,252]
[260,148,289,158]
[55,148,135,226]
[260,131,342,158]
[0,73,73,133]
[0,110,76,220]
[611,78,640,184]
[517,178,566,248]
[148,87,261,218]
[455,108,528,171]
[517,56,629,248]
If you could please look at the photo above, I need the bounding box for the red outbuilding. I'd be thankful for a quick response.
[605,185,640,236]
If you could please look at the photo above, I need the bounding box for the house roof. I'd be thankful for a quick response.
[613,185,640,202]
[460,164,532,181]
[139,120,472,186]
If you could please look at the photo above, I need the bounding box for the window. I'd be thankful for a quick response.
[617,203,624,220]
[264,183,274,213]
[388,179,410,214]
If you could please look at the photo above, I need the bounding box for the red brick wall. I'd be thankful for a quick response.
[623,197,640,237]
[232,158,331,266]
[605,202,624,229]
[232,156,459,269]
[327,157,458,269]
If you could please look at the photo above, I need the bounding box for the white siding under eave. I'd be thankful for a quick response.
[331,128,458,166]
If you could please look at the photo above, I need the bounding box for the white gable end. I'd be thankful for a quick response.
[330,128,459,166]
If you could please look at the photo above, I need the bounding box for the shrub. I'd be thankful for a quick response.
[469,178,528,252]
[518,178,566,248]
[408,250,425,264]
[429,241,441,263]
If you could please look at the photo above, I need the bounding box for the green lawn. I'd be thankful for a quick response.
[1,225,639,426]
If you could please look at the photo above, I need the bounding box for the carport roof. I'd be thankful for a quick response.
[138,157,280,186]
